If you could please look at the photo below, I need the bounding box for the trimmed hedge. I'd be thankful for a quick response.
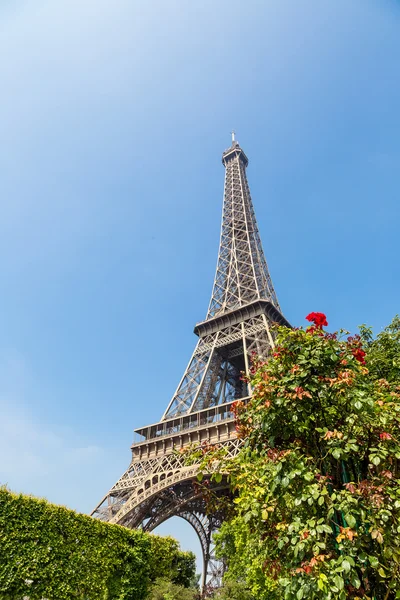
[0,487,196,600]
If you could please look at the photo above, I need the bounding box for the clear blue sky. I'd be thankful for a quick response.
[1,0,399,572]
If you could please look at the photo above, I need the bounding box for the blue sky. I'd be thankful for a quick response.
[1,0,399,571]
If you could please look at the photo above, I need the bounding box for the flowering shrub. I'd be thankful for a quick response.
[193,315,400,599]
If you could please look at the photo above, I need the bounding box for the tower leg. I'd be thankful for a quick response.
[177,512,225,596]
[201,532,210,592]
[201,519,225,595]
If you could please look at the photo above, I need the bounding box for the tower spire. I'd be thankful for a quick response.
[207,138,280,318]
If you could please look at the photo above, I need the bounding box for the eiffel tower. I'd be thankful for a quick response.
[91,134,289,591]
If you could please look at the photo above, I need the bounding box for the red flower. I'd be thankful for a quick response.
[306,312,328,329]
[380,432,392,441]
[352,348,366,364]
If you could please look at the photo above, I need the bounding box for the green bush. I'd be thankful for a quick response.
[148,536,197,588]
[148,577,198,600]
[212,581,254,599]
[0,488,196,600]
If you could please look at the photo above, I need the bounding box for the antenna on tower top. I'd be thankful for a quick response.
[231,130,236,143]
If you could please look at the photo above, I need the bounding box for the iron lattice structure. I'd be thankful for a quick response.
[92,136,289,591]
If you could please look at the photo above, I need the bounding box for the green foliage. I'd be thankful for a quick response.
[212,580,254,599]
[148,536,197,588]
[0,488,196,600]
[148,577,198,600]
[193,317,400,599]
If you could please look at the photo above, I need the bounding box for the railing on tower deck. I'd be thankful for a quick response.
[132,397,251,445]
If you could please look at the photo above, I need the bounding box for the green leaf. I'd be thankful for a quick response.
[371,455,381,466]
[342,560,351,573]
[244,511,252,523]
[368,555,379,568]
[296,588,304,600]
[345,514,356,528]
[334,575,344,590]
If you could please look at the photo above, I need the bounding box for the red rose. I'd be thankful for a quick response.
[305,312,328,329]
[380,432,392,441]
[352,348,366,364]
